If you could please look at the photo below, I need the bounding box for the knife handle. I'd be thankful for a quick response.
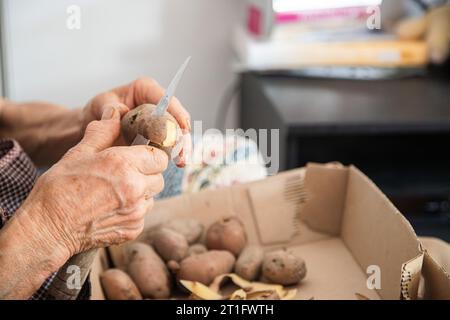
[44,249,98,300]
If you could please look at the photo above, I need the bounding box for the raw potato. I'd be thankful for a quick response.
[187,244,208,256]
[126,243,171,299]
[108,244,130,270]
[262,250,307,286]
[100,269,142,300]
[121,104,182,157]
[164,218,204,244]
[205,217,247,256]
[235,245,264,281]
[177,250,236,285]
[153,228,189,262]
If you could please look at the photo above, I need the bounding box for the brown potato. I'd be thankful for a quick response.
[187,244,208,256]
[121,104,182,157]
[177,250,235,285]
[205,217,247,256]
[164,218,204,244]
[153,228,189,262]
[234,245,264,281]
[100,269,142,300]
[262,250,307,286]
[126,243,171,299]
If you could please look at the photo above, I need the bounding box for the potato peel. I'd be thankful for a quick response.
[281,289,298,300]
[229,289,247,300]
[179,280,223,300]
[181,273,298,300]
[247,290,280,300]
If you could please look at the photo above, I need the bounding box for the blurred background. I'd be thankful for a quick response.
[0,0,449,240]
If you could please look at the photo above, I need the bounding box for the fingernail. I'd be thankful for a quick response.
[101,107,116,120]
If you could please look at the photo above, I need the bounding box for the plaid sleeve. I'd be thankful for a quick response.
[0,139,90,300]
[0,139,38,223]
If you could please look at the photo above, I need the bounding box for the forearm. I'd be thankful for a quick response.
[0,98,83,166]
[0,206,68,299]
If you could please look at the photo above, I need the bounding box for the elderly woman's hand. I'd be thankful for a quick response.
[82,77,192,167]
[10,105,167,273]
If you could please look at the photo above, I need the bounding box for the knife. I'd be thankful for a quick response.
[132,56,191,146]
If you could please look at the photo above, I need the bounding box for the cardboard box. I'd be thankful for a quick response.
[91,163,450,300]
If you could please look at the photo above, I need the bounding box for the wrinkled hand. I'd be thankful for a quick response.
[82,77,192,167]
[18,106,167,264]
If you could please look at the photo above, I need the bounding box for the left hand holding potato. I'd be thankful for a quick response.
[83,77,192,167]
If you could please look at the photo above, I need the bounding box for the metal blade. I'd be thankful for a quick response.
[154,56,191,116]
[131,133,150,146]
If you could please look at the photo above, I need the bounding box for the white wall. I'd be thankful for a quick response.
[2,0,243,128]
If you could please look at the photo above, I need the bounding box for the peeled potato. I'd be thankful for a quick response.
[121,104,182,158]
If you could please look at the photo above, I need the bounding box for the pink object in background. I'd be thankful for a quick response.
[247,5,263,36]
[275,6,370,24]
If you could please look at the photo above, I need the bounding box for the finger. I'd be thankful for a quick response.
[99,101,129,118]
[174,131,192,168]
[167,97,192,132]
[77,106,121,153]
[88,93,130,120]
[96,198,153,230]
[132,77,192,132]
[112,145,169,175]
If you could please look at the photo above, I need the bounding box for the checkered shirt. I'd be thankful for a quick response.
[0,139,60,299]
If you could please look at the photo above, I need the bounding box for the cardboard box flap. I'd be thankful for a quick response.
[300,163,349,236]
[247,171,305,245]
[341,166,422,300]
[422,250,450,300]
[400,253,425,300]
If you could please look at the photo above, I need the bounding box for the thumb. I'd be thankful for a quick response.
[79,105,122,153]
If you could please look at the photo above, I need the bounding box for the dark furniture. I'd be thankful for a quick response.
[240,72,450,241]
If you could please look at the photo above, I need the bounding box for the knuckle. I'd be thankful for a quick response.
[127,208,146,222]
[121,175,142,203]
[85,120,101,134]
[101,149,123,169]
